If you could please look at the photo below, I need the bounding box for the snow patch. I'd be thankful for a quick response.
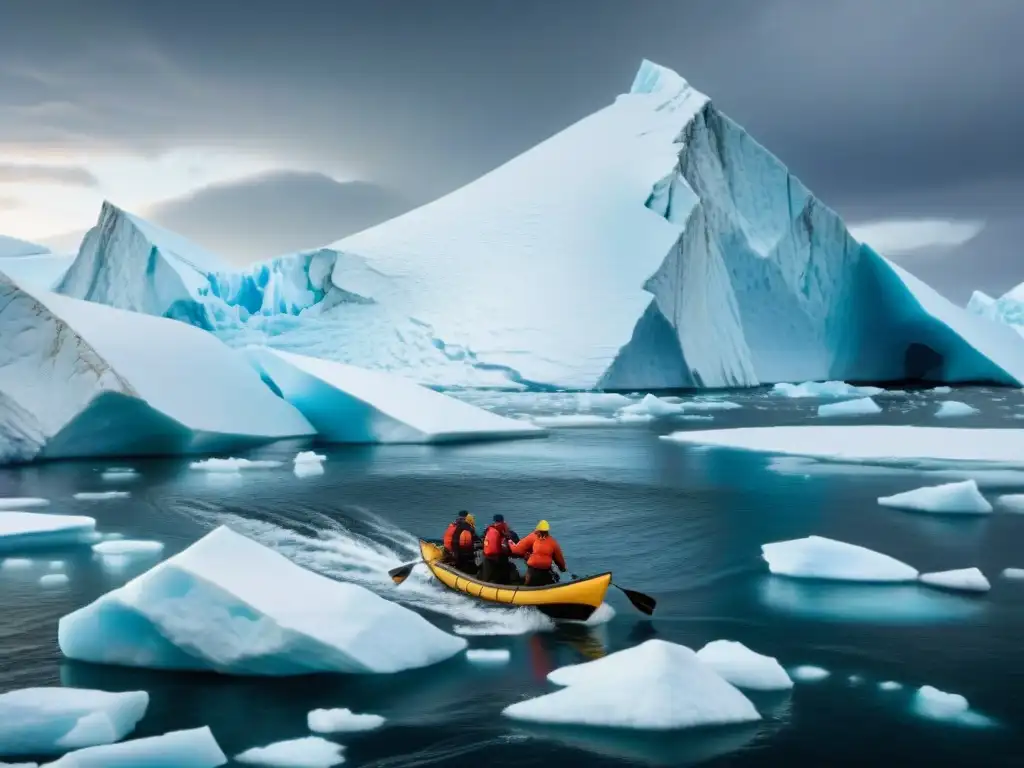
[761,535,918,582]
[878,480,993,514]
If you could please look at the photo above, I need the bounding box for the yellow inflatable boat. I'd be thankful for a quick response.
[418,540,611,621]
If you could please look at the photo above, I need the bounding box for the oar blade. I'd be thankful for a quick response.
[616,585,657,616]
[389,563,416,585]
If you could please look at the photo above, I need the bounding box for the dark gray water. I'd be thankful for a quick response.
[1,386,1023,766]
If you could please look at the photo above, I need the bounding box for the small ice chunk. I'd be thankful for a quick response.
[677,414,714,422]
[996,494,1024,513]
[878,480,992,515]
[879,681,903,691]
[0,498,49,510]
[618,394,683,418]
[294,463,325,479]
[45,726,227,767]
[189,458,283,472]
[100,469,138,483]
[0,512,97,552]
[235,736,344,767]
[683,400,741,412]
[503,639,760,731]
[771,381,882,398]
[816,397,881,418]
[91,540,165,556]
[1001,567,1024,579]
[307,707,385,733]
[0,687,148,755]
[695,640,793,691]
[790,665,830,683]
[532,414,616,427]
[40,573,69,587]
[919,568,991,593]
[293,451,326,465]
[761,535,918,582]
[2,558,34,570]
[73,492,130,501]
[615,412,654,424]
[935,401,979,418]
[466,649,511,665]
[930,386,953,394]
[912,685,993,727]
[49,561,64,570]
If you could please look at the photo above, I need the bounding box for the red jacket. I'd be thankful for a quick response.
[511,531,566,571]
[483,522,511,557]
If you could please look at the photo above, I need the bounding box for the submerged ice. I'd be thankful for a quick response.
[49,61,1024,390]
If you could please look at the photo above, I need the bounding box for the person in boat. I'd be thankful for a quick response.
[480,514,521,585]
[509,519,566,586]
[443,511,479,574]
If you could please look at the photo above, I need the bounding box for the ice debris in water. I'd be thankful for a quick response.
[790,666,830,683]
[307,707,385,733]
[91,540,165,557]
[761,535,918,582]
[503,639,760,731]
[532,414,617,428]
[235,736,344,767]
[878,480,992,515]
[912,685,994,727]
[816,397,881,417]
[100,469,138,483]
[58,526,467,674]
[73,492,130,501]
[1001,567,1024,579]
[695,640,793,691]
[45,726,227,767]
[935,401,979,418]
[879,681,903,691]
[0,497,49,510]
[930,386,953,394]
[189,457,283,472]
[49,561,64,570]
[618,394,684,418]
[0,687,148,755]
[1,558,34,570]
[919,568,991,593]
[996,494,1024,513]
[465,648,511,665]
[771,381,883,398]
[39,573,69,587]
[0,512,97,552]
[294,451,326,464]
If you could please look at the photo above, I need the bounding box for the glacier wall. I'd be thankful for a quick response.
[48,60,1024,390]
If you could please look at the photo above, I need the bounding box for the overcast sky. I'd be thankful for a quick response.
[0,0,1021,299]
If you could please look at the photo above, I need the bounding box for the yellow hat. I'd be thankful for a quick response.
[536,519,550,532]
[466,514,476,526]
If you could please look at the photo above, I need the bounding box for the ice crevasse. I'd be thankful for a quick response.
[0,270,313,463]
[52,60,1024,390]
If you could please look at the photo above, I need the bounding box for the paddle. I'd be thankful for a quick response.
[388,559,421,586]
[568,573,656,616]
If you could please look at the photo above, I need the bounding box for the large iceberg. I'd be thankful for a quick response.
[53,62,1024,390]
[0,687,148,756]
[245,346,544,443]
[58,526,467,674]
[0,271,313,463]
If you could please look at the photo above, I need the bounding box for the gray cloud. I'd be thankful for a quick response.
[2,0,1022,294]
[146,171,411,263]
[0,163,97,187]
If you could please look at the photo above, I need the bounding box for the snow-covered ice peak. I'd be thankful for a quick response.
[629,59,694,98]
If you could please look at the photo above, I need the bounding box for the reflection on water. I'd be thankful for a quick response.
[758,577,984,624]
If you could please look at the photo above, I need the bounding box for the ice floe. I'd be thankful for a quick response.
[39,573,69,587]
[695,640,793,691]
[816,397,881,418]
[45,726,227,767]
[935,401,980,418]
[877,480,993,515]
[72,492,129,501]
[919,568,991,593]
[789,666,830,683]
[465,649,511,665]
[1001,567,1024,579]
[912,685,994,727]
[189,458,284,472]
[235,736,344,767]
[878,681,903,691]
[0,498,49,510]
[0,513,97,552]
[91,540,165,557]
[996,494,1024,513]
[58,526,467,674]
[761,536,918,582]
[307,707,385,734]
[1,558,34,570]
[503,639,759,730]
[0,687,148,755]
[771,381,883,399]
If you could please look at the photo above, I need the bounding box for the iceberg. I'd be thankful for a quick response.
[53,62,1024,390]
[58,525,466,674]
[44,726,227,767]
[770,381,883,398]
[0,253,75,292]
[0,272,313,464]
[695,640,792,691]
[307,708,385,733]
[0,513,97,553]
[503,639,760,731]
[661,425,1024,466]
[0,687,148,755]
[245,347,544,443]
[877,480,992,514]
[816,397,881,418]
[235,737,344,768]
[761,535,918,582]
[912,686,994,728]
[919,568,991,593]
